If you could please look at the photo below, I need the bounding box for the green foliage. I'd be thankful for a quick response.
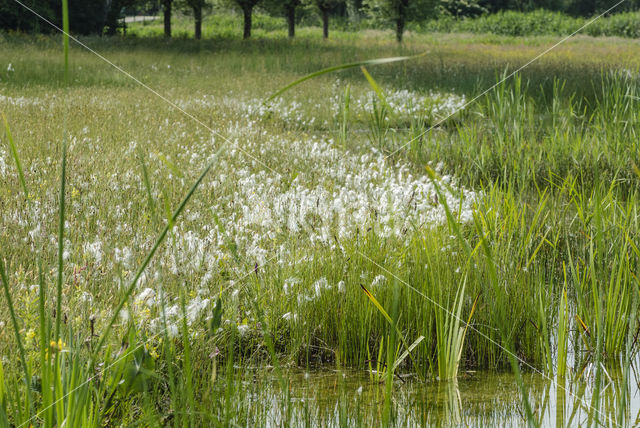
[440,0,487,17]
[362,0,438,35]
[0,0,137,35]
[0,0,57,33]
[177,0,212,15]
[420,9,640,38]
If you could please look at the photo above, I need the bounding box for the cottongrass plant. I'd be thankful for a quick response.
[0,3,223,426]
[2,15,640,426]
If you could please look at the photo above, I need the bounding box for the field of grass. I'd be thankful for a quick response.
[1,28,640,426]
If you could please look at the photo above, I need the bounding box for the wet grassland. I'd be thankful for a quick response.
[1,30,640,426]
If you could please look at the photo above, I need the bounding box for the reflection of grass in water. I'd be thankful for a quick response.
[232,367,640,426]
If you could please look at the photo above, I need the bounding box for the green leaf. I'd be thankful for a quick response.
[121,346,156,394]
[209,298,223,333]
[392,335,425,372]
[360,284,393,325]
[1,112,29,200]
[266,54,426,102]
[361,66,392,114]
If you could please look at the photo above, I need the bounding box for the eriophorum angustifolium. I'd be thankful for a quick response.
[0,93,43,107]
[3,32,640,426]
[0,148,7,176]
[177,84,466,130]
[348,88,466,119]
[0,77,477,348]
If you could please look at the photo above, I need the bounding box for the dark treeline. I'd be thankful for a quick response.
[479,0,639,16]
[0,0,156,34]
[0,0,638,42]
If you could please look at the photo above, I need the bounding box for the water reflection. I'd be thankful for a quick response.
[238,358,640,427]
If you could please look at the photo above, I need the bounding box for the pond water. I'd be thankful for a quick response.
[239,363,640,427]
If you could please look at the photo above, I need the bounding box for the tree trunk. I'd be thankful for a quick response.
[194,6,202,40]
[287,4,295,38]
[395,16,404,43]
[243,4,253,39]
[321,7,329,39]
[163,0,172,38]
[105,0,121,36]
[395,0,408,43]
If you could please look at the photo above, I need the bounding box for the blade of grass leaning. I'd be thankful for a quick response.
[0,258,32,417]
[360,284,393,325]
[360,66,393,115]
[588,241,604,427]
[266,54,425,101]
[92,153,218,361]
[392,335,425,372]
[360,284,424,380]
[1,112,29,200]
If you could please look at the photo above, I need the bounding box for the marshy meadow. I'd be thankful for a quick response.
[2,4,640,427]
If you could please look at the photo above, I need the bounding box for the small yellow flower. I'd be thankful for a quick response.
[149,348,159,359]
[49,338,66,353]
[25,329,36,343]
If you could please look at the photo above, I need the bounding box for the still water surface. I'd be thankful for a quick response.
[245,364,640,427]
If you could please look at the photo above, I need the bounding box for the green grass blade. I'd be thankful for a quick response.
[360,66,392,113]
[392,336,425,372]
[360,283,424,380]
[0,258,32,418]
[266,54,424,101]
[1,113,29,200]
[360,284,394,325]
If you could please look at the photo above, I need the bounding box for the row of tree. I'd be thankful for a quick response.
[148,0,434,42]
[0,0,637,43]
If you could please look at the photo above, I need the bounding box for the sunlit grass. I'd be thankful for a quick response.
[0,28,639,425]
